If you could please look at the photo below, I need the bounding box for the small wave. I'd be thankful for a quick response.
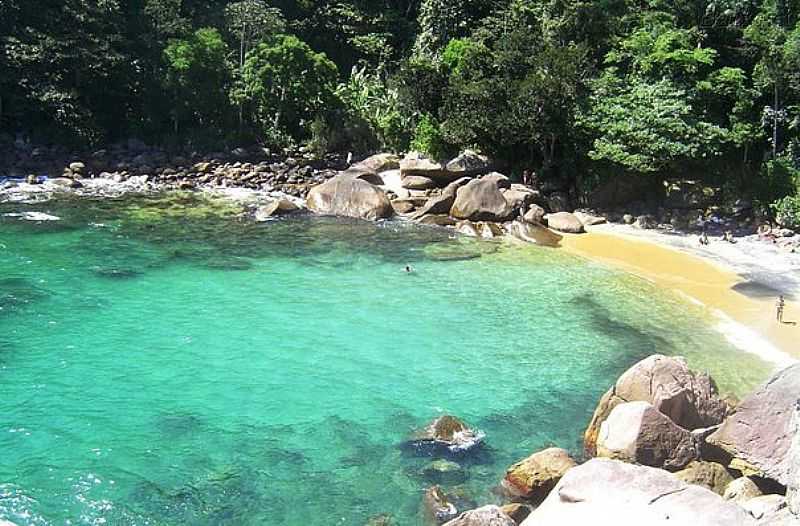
[713,310,798,368]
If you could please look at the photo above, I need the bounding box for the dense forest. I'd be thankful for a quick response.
[2,0,800,223]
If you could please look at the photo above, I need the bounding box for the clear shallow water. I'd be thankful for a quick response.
[0,194,775,525]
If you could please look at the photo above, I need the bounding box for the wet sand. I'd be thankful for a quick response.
[561,229,800,364]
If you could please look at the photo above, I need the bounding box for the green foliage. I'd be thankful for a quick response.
[235,35,338,141]
[771,195,800,227]
[441,38,475,74]
[581,73,728,173]
[164,28,232,133]
[410,114,448,159]
[336,66,410,152]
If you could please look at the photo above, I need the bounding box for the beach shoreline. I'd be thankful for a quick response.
[560,223,800,365]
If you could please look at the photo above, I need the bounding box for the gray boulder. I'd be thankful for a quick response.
[596,401,700,471]
[450,179,513,222]
[411,177,472,219]
[520,458,755,526]
[442,506,515,526]
[502,186,537,214]
[403,415,484,456]
[445,150,493,177]
[400,152,450,181]
[545,212,584,233]
[584,354,728,456]
[254,198,300,220]
[423,486,459,525]
[522,205,546,225]
[786,397,799,516]
[402,175,438,190]
[353,153,400,174]
[481,172,511,189]
[707,364,800,486]
[573,211,607,227]
[306,174,394,221]
[742,495,788,522]
[506,221,562,247]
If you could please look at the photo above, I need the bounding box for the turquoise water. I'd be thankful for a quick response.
[0,194,774,525]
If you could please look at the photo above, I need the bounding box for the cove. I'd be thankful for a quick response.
[0,195,775,525]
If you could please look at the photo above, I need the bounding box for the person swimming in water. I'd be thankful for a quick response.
[404,265,412,273]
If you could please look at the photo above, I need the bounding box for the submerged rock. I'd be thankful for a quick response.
[707,363,800,486]
[520,458,755,526]
[422,486,459,525]
[91,266,144,279]
[506,221,561,247]
[502,447,576,503]
[442,505,516,526]
[422,459,468,485]
[404,415,485,456]
[254,198,300,221]
[584,354,728,457]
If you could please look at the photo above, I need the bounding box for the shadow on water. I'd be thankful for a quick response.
[0,277,51,315]
[569,292,672,377]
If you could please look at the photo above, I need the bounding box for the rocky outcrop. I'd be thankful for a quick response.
[706,364,800,485]
[501,186,537,215]
[502,447,577,502]
[404,415,485,456]
[422,459,468,485]
[520,458,755,526]
[544,212,584,233]
[354,153,400,174]
[400,152,449,180]
[573,211,606,227]
[506,222,562,247]
[445,150,493,178]
[499,503,532,525]
[455,220,505,239]
[522,205,546,225]
[306,174,394,221]
[450,179,512,222]
[674,461,734,495]
[723,477,764,503]
[742,495,790,523]
[442,506,516,526]
[411,177,472,219]
[402,175,438,190]
[584,355,728,456]
[481,172,511,190]
[596,401,700,471]
[788,400,799,515]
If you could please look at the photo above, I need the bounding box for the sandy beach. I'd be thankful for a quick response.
[561,224,800,364]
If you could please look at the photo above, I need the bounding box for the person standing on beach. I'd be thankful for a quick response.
[777,295,785,323]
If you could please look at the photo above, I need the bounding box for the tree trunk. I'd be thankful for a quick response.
[773,83,779,159]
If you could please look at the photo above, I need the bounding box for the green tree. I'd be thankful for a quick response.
[235,35,338,141]
[163,27,232,134]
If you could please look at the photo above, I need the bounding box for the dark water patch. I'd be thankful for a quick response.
[0,277,50,315]
[570,292,672,374]
[156,413,206,438]
[92,266,144,279]
[204,256,254,272]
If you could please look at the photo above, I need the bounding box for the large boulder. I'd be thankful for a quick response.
[522,205,546,225]
[674,461,734,495]
[306,174,394,221]
[789,400,799,515]
[353,153,400,174]
[584,355,728,456]
[402,175,439,190]
[445,150,493,177]
[706,364,800,486]
[573,211,607,227]
[254,198,300,220]
[520,458,755,526]
[411,177,472,219]
[742,495,790,523]
[403,415,485,456]
[502,186,537,215]
[481,172,511,189]
[400,152,450,181]
[596,401,700,471]
[450,179,513,222]
[502,447,577,502]
[544,212,584,234]
[442,505,515,526]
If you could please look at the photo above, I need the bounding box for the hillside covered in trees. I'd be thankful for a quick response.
[2,0,800,223]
